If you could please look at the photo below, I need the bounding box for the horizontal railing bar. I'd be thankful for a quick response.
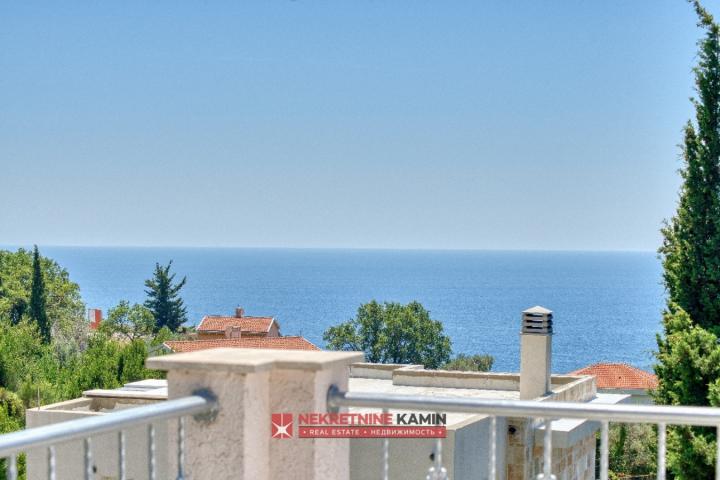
[0,395,213,457]
[327,387,720,426]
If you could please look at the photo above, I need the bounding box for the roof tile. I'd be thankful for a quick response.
[164,336,319,353]
[197,316,274,334]
[569,363,658,390]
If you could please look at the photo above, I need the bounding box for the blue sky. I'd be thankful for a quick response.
[1,1,716,250]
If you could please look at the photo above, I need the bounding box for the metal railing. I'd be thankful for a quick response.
[5,385,720,479]
[0,393,215,480]
[327,386,720,480]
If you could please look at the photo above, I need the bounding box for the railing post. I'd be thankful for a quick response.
[267,350,363,480]
[148,348,363,480]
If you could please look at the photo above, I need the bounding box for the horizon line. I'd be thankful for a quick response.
[1,244,657,254]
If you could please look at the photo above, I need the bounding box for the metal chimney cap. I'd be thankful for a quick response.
[521,305,553,335]
[522,306,553,315]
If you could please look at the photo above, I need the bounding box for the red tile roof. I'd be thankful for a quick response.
[164,336,319,353]
[197,315,275,334]
[569,363,658,391]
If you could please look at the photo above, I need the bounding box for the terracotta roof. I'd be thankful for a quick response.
[197,315,275,334]
[569,363,658,391]
[164,336,319,353]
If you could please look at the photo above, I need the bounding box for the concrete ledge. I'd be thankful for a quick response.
[544,375,596,402]
[551,375,588,385]
[534,393,630,448]
[147,348,364,373]
[350,363,423,379]
[392,369,521,390]
[83,389,168,401]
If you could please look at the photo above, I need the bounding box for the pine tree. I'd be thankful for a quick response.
[143,261,187,332]
[655,2,720,477]
[29,246,50,343]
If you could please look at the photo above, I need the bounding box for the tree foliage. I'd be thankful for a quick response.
[443,353,494,372]
[144,261,187,332]
[660,0,720,332]
[101,301,155,342]
[654,306,720,478]
[323,300,452,369]
[655,2,720,477]
[0,317,162,407]
[0,247,169,480]
[599,423,656,480]
[29,246,50,343]
[0,248,87,356]
[0,389,25,480]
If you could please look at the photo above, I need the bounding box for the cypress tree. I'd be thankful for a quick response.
[660,1,720,332]
[655,2,720,477]
[29,246,50,343]
[143,261,187,332]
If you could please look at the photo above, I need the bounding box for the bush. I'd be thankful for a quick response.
[443,353,494,372]
[597,423,656,479]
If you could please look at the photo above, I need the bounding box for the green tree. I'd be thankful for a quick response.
[597,423,656,479]
[0,388,23,433]
[29,246,50,343]
[0,389,25,480]
[0,248,87,355]
[101,301,155,341]
[655,307,720,478]
[323,301,451,369]
[655,2,720,477]
[660,0,720,332]
[443,353,494,372]
[117,339,155,385]
[144,261,187,332]
[0,320,51,393]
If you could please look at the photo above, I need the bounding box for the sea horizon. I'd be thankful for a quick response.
[2,244,659,253]
[2,246,665,375]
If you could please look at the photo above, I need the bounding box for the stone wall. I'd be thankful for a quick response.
[506,418,536,480]
[506,375,598,480]
[531,434,596,480]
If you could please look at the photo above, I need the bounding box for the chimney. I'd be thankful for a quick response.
[87,308,103,331]
[235,307,245,318]
[519,305,553,400]
[230,326,241,339]
[225,325,242,339]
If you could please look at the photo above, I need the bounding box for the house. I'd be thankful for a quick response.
[164,336,319,352]
[196,307,280,339]
[163,306,318,353]
[569,362,658,404]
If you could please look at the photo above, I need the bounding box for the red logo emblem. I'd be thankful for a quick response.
[271,413,293,439]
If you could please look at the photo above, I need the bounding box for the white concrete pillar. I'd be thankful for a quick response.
[147,348,363,480]
[519,306,553,400]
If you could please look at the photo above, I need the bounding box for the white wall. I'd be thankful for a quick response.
[26,400,170,480]
[349,415,503,480]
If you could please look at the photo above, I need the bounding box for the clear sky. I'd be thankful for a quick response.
[2,1,717,250]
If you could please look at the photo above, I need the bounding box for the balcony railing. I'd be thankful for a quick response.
[0,392,215,480]
[5,346,720,480]
[327,386,720,480]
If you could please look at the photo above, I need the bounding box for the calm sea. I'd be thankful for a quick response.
[33,247,664,374]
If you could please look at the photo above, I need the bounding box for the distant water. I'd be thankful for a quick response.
[30,247,664,374]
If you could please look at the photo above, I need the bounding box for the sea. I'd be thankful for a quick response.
[28,247,664,374]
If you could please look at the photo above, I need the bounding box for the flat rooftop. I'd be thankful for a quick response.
[348,376,519,428]
[55,362,593,428]
[83,379,168,401]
